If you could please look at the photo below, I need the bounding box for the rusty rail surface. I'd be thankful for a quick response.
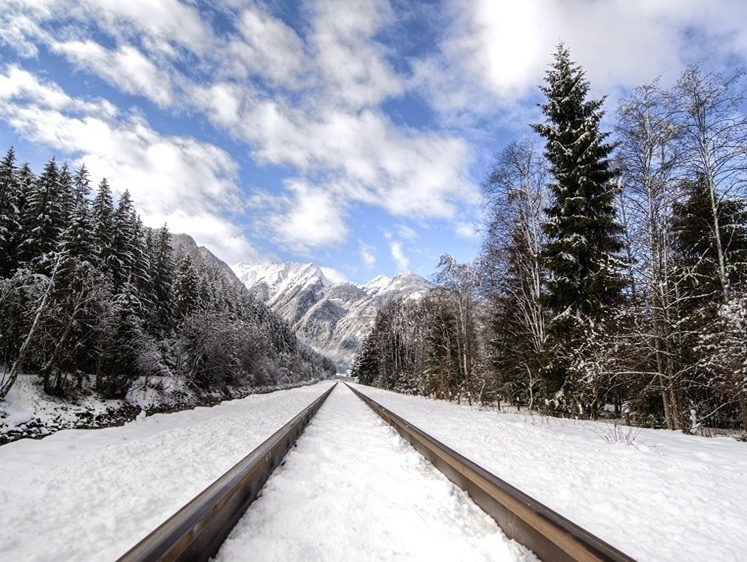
[117,382,337,562]
[346,383,636,562]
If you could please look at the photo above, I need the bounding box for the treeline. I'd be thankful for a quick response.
[0,149,335,400]
[353,45,747,433]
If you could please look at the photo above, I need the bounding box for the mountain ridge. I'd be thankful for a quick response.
[232,262,434,371]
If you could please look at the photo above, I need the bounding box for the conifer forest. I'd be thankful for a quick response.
[353,46,747,433]
[0,149,335,403]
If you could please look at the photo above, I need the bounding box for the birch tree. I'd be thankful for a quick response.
[480,138,548,408]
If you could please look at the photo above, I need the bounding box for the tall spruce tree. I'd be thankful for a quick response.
[148,224,175,333]
[91,178,116,276]
[0,148,20,277]
[531,45,625,394]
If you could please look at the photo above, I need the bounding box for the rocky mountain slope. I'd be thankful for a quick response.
[232,262,434,371]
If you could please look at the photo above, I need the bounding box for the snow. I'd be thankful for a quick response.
[234,262,434,370]
[0,382,336,561]
[2,380,746,561]
[353,384,747,562]
[214,383,535,562]
[231,261,334,299]
[362,274,393,294]
[0,374,141,436]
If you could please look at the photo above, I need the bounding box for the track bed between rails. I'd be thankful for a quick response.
[214,383,536,562]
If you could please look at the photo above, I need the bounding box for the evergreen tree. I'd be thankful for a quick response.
[673,174,747,301]
[149,224,175,333]
[110,190,150,297]
[531,44,625,393]
[0,148,20,277]
[173,253,199,321]
[351,330,379,386]
[91,178,116,276]
[71,164,91,212]
[18,157,72,272]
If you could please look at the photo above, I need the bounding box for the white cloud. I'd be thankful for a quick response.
[455,221,478,239]
[359,241,376,269]
[226,8,306,87]
[0,0,213,57]
[0,5,48,57]
[1,0,480,257]
[51,41,174,106]
[72,0,213,56]
[397,224,418,240]
[0,65,259,264]
[389,240,410,272]
[220,102,476,218]
[267,181,349,252]
[307,0,402,109]
[418,0,747,119]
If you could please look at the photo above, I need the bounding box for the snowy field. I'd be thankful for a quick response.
[1,381,745,561]
[354,383,747,562]
[215,383,534,562]
[0,382,336,561]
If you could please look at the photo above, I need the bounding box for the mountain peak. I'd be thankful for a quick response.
[236,261,433,371]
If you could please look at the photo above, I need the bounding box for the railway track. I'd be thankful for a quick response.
[117,382,636,562]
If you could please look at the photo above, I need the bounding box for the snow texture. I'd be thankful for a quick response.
[0,383,335,561]
[215,383,535,562]
[233,261,433,370]
[354,384,747,562]
[3,380,746,561]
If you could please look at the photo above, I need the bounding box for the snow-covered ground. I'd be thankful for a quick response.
[1,380,745,561]
[215,383,535,562]
[354,383,747,562]
[0,382,335,561]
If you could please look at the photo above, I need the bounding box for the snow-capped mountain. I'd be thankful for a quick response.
[232,262,434,371]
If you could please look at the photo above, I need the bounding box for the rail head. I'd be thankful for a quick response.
[346,383,636,562]
[117,382,336,562]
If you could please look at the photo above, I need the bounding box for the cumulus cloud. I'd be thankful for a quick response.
[266,180,349,252]
[417,0,747,119]
[306,0,403,109]
[226,8,307,87]
[0,0,477,257]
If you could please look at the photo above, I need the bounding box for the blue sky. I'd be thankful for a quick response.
[1,0,746,284]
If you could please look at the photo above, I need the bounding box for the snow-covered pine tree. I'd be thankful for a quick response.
[17,157,72,273]
[673,174,747,303]
[148,224,176,334]
[41,187,107,392]
[110,190,151,296]
[531,44,625,396]
[91,178,116,276]
[0,148,20,277]
[71,164,91,211]
[672,173,747,428]
[173,253,200,321]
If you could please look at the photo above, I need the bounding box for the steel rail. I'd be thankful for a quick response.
[346,383,636,562]
[117,382,337,562]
